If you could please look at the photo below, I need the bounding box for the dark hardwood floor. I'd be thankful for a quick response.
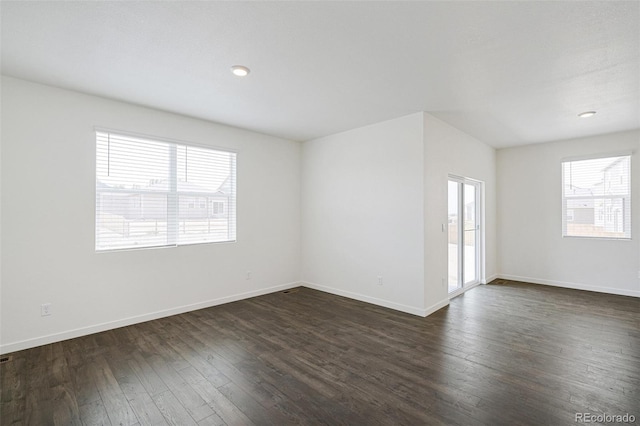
[1,280,639,425]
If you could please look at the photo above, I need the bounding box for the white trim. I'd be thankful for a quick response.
[1,281,453,354]
[300,281,448,317]
[94,127,239,154]
[7,273,632,355]
[448,281,481,299]
[447,174,484,185]
[561,154,631,240]
[0,281,300,355]
[562,235,632,241]
[560,151,633,163]
[483,274,499,284]
[497,274,640,298]
[423,298,450,317]
[447,175,484,292]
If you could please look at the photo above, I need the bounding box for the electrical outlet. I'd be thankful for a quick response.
[377,276,383,286]
[246,271,252,280]
[41,303,52,316]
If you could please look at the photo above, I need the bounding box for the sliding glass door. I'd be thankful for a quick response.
[448,176,482,295]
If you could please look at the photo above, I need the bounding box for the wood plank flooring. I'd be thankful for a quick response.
[1,280,639,425]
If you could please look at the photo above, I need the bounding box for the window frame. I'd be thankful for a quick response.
[95,129,237,252]
[561,153,631,240]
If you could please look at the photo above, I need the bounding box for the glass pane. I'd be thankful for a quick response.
[176,145,234,193]
[563,156,629,197]
[178,195,231,245]
[448,181,460,293]
[464,184,476,284]
[96,191,169,251]
[567,197,628,238]
[96,133,170,191]
[563,156,631,239]
[96,132,238,251]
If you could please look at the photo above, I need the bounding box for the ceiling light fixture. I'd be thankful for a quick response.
[578,111,596,118]
[231,65,250,77]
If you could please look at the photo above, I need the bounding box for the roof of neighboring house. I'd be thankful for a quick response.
[98,178,230,194]
[147,179,221,193]
[565,186,594,197]
[602,156,627,172]
[216,177,232,195]
[96,180,112,190]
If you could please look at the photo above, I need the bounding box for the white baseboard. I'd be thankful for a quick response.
[483,274,499,284]
[497,274,640,298]
[7,272,633,355]
[424,298,450,317]
[301,281,448,317]
[0,281,300,355]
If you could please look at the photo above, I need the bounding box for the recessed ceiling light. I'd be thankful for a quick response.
[578,111,596,118]
[231,65,250,77]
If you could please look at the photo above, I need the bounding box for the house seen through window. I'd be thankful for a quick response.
[95,131,237,251]
[561,154,631,239]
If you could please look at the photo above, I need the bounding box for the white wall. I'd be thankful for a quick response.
[497,130,640,296]
[0,77,301,353]
[301,112,497,316]
[4,76,634,354]
[301,113,427,315]
[423,113,497,309]
[0,80,3,344]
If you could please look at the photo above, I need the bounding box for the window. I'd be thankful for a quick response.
[562,154,631,239]
[96,131,236,251]
[211,201,225,216]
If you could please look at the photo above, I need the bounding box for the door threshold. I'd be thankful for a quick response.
[448,281,481,299]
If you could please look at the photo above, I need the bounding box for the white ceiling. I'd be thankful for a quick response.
[1,1,638,148]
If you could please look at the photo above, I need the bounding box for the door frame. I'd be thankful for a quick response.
[448,174,484,298]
